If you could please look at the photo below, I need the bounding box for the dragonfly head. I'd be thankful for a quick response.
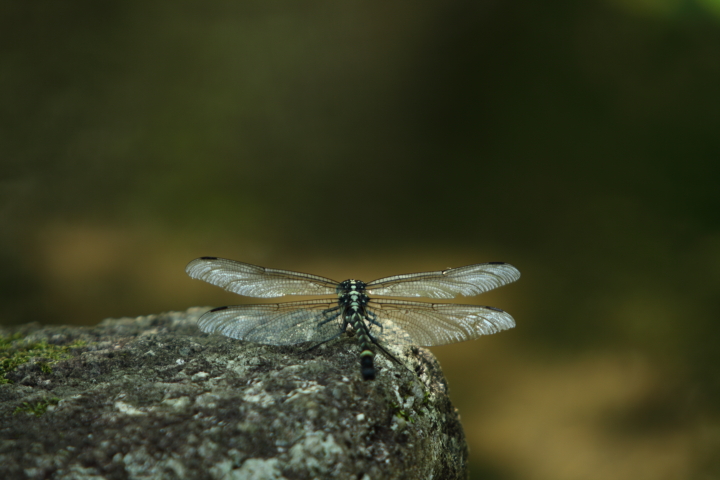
[336,279,367,295]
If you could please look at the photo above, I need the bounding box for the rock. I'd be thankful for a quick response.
[0,308,468,479]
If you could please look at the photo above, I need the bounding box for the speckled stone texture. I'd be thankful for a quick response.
[0,308,468,480]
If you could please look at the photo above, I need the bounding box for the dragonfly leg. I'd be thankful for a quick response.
[317,307,342,327]
[305,310,346,352]
[365,310,384,332]
[367,332,415,376]
[304,330,344,352]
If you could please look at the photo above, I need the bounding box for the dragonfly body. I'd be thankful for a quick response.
[186,257,520,380]
[336,280,377,379]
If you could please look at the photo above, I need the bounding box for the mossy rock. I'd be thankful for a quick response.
[0,308,467,479]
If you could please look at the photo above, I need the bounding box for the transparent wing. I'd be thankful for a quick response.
[186,257,339,298]
[197,300,344,345]
[365,299,515,346]
[366,262,520,299]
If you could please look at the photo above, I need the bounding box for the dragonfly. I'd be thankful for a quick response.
[186,257,520,380]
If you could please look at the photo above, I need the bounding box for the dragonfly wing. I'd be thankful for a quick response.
[366,262,520,299]
[186,257,339,298]
[197,300,344,345]
[366,299,516,347]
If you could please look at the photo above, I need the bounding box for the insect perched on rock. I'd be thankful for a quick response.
[186,257,520,380]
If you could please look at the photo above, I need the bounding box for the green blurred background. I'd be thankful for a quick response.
[2,1,719,478]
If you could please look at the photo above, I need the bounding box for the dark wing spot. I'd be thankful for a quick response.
[200,256,218,260]
[210,306,229,312]
[484,306,505,312]
[488,261,506,265]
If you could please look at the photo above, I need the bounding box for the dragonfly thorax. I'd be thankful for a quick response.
[337,279,369,312]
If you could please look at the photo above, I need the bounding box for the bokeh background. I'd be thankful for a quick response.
[2,1,719,478]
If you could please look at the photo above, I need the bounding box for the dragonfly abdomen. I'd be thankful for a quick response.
[359,350,375,381]
[348,312,376,381]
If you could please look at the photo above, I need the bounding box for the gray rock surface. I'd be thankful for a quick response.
[0,308,468,480]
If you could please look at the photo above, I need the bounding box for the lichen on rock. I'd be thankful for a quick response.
[0,308,467,479]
